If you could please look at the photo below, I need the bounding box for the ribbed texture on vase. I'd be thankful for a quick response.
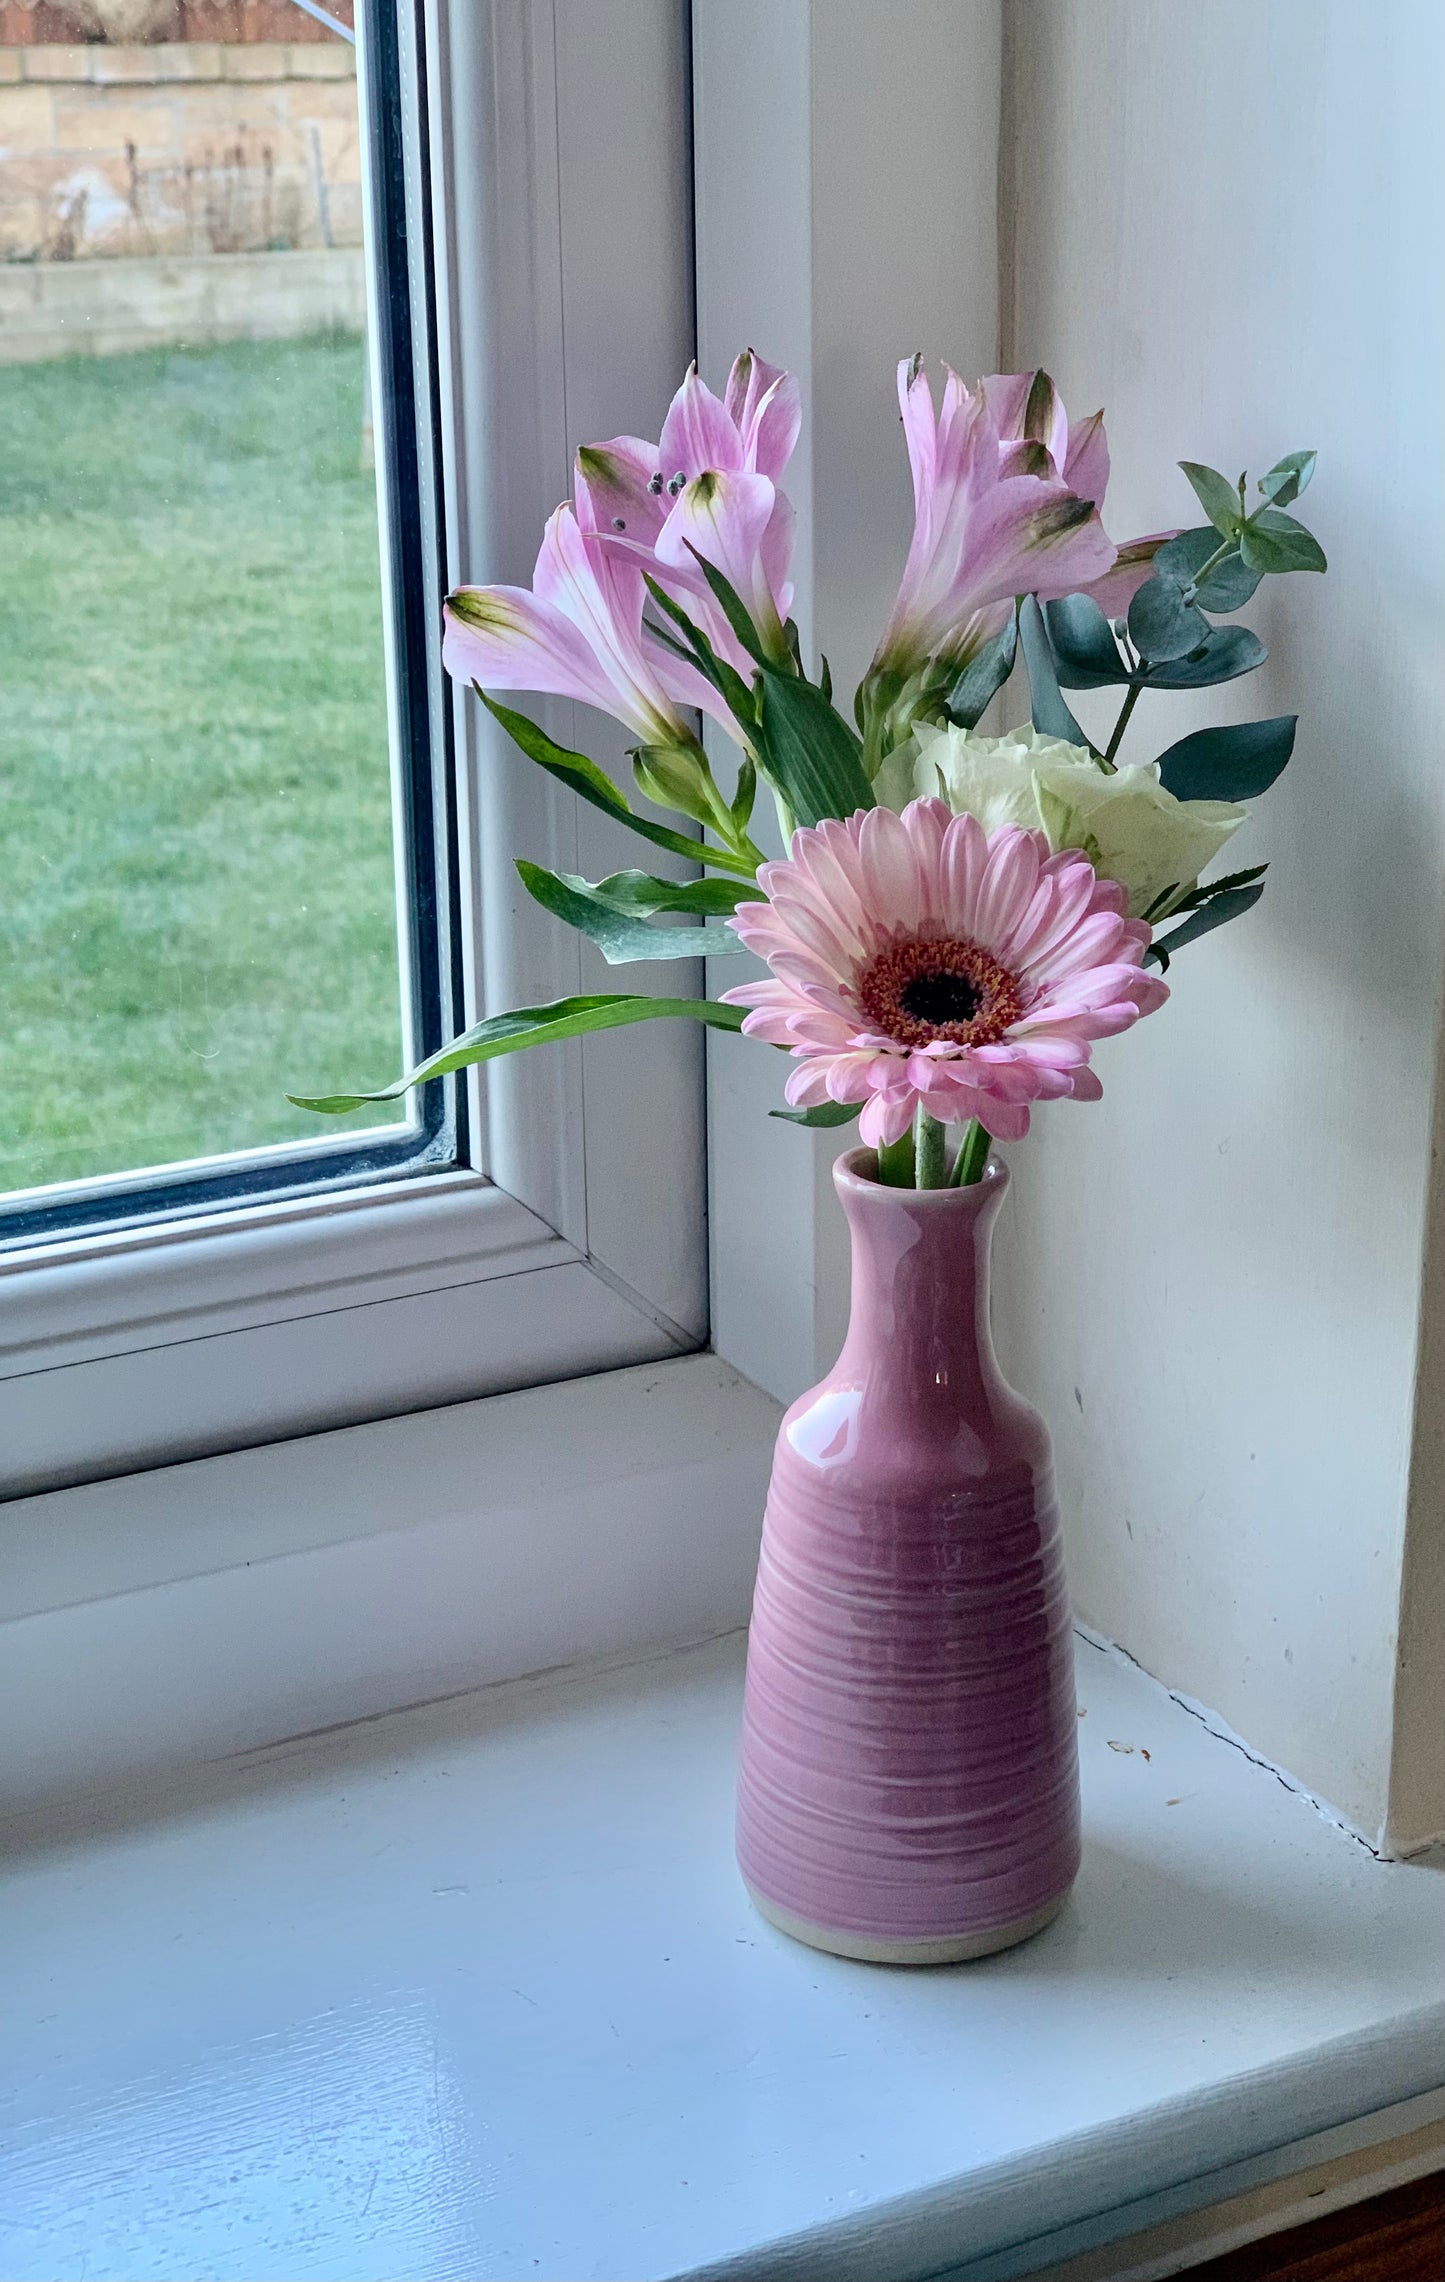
[737,1448,1081,1944]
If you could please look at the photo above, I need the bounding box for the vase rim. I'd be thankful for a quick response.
[835,1144,1008,1207]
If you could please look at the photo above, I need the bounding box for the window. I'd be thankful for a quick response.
[0,0,705,1497]
[1,0,455,1246]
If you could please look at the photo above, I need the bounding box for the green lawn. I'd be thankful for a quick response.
[0,332,405,1198]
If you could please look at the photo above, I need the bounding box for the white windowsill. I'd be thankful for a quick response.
[2,1631,1441,2282]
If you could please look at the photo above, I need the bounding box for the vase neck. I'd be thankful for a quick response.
[834,1153,1007,1430]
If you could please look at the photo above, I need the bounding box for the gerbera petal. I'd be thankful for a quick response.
[971,825,1043,948]
[940,809,990,936]
[858,806,925,937]
[784,1060,840,1107]
[976,1097,1032,1141]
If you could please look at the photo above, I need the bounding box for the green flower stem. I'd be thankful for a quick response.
[1182,535,1236,598]
[721,826,767,875]
[767,784,799,848]
[950,1118,991,1186]
[1101,682,1142,768]
[914,1106,948,1189]
[876,1129,916,1187]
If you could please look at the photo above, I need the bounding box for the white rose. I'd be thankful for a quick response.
[887,721,1245,920]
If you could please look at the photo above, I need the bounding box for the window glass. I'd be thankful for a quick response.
[0,2,407,1207]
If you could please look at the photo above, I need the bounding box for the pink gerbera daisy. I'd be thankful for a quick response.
[723,799,1169,1148]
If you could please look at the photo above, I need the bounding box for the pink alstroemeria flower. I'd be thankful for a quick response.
[872,358,1118,683]
[722,800,1168,1147]
[575,351,799,671]
[442,502,711,749]
[983,369,1176,615]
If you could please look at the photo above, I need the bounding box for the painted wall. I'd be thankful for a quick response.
[695,0,1002,1403]
[994,0,1444,1846]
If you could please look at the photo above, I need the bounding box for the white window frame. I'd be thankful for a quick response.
[0,0,708,1498]
[0,0,999,1812]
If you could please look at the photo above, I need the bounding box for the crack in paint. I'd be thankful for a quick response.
[1073,1622,1386,1858]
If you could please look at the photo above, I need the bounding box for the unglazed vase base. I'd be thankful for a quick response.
[745,1882,1070,1966]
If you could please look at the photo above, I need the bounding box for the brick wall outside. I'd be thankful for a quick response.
[0,4,353,44]
[0,41,360,260]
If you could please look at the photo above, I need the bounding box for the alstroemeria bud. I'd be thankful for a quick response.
[632,740,735,839]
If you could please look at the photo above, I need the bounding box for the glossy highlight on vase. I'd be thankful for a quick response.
[737,1150,1081,1963]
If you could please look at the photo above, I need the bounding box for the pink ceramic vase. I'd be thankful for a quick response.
[737,1147,1081,1964]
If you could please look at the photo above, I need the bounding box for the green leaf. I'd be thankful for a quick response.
[731,752,758,834]
[581,868,761,917]
[478,693,751,875]
[641,575,758,729]
[755,668,874,827]
[689,553,772,669]
[1164,862,1268,915]
[1238,508,1328,576]
[1180,460,1244,536]
[515,861,746,963]
[1153,527,1262,613]
[1044,594,1128,688]
[1143,623,1267,689]
[289,994,748,1113]
[769,1100,861,1128]
[944,615,1018,728]
[1144,881,1265,969]
[1018,594,1091,745]
[1156,716,1297,802]
[1127,574,1210,662]
[1258,449,1316,508]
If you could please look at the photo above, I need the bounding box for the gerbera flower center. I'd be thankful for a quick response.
[856,935,1025,1049]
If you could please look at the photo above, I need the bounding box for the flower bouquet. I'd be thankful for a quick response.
[297,350,1325,1961]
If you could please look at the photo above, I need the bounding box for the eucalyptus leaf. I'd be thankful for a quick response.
[478,692,751,874]
[1127,574,1210,662]
[755,667,874,827]
[1238,509,1327,576]
[1142,623,1268,689]
[289,994,747,1113]
[1258,449,1316,507]
[1044,594,1128,688]
[1144,880,1265,970]
[516,861,745,963]
[1156,716,1297,803]
[943,616,1019,728]
[769,1100,861,1128]
[1019,594,1091,744]
[1180,460,1244,536]
[1153,527,1262,613]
